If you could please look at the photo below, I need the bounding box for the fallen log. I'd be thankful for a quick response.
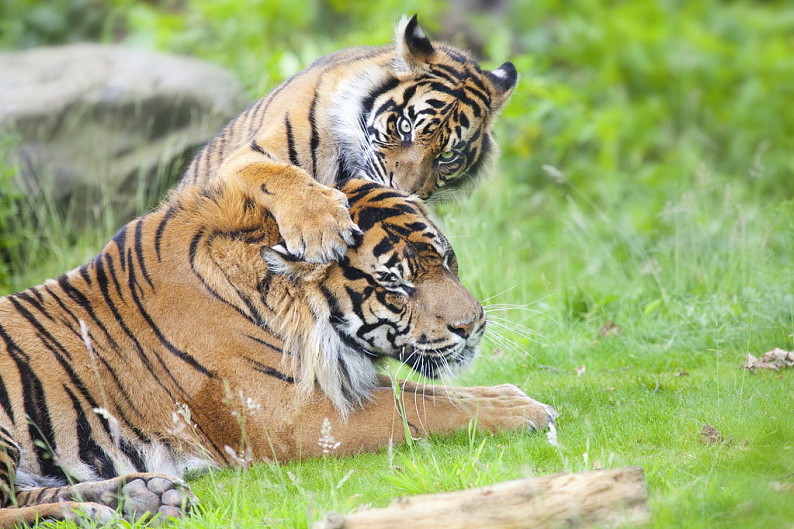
[313,466,650,529]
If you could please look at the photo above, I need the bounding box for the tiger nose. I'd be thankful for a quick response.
[448,318,476,339]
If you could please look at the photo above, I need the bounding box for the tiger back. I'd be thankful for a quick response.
[178,15,518,264]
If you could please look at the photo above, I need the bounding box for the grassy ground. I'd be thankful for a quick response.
[2,1,793,527]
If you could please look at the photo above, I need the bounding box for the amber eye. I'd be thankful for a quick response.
[438,150,457,162]
[397,117,412,135]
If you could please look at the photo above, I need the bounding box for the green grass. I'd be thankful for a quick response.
[2,0,794,527]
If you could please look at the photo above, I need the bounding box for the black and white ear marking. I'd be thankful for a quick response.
[484,61,519,109]
[404,14,434,57]
[396,14,434,66]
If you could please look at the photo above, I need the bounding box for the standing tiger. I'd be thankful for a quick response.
[0,176,556,526]
[179,14,518,263]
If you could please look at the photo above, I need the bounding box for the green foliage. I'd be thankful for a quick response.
[497,0,794,203]
[0,134,23,287]
[0,0,131,48]
[123,0,445,93]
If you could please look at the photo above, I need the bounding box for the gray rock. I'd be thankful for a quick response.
[0,43,249,223]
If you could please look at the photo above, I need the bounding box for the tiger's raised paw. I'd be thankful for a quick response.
[277,184,362,263]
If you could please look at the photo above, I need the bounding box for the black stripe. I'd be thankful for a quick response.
[79,265,92,286]
[460,134,491,185]
[285,114,299,167]
[243,355,295,384]
[103,253,126,305]
[120,439,147,472]
[64,385,116,479]
[342,180,381,205]
[83,254,178,416]
[5,299,127,443]
[243,334,283,354]
[133,221,155,292]
[57,275,120,351]
[428,63,466,84]
[251,140,265,156]
[308,92,320,176]
[444,48,468,64]
[12,290,54,322]
[111,226,128,271]
[361,76,400,121]
[188,230,261,325]
[370,97,400,125]
[0,323,63,479]
[214,122,230,162]
[9,296,73,362]
[355,204,418,231]
[155,206,175,261]
[400,84,419,106]
[0,373,14,423]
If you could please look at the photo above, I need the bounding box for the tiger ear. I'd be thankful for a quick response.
[261,245,330,280]
[396,14,435,68]
[483,61,519,111]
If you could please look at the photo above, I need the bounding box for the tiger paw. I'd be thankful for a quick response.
[276,183,362,263]
[457,384,558,433]
[116,474,198,522]
[65,501,119,526]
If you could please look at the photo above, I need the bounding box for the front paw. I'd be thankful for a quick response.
[279,185,362,263]
[460,384,558,433]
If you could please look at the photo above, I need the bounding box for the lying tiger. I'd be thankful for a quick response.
[0,177,557,526]
[179,14,519,264]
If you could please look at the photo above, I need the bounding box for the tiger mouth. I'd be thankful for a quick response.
[395,342,477,379]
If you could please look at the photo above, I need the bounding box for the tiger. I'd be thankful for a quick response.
[178,14,518,264]
[0,175,557,526]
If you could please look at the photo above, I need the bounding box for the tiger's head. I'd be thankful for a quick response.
[261,179,485,409]
[332,15,518,201]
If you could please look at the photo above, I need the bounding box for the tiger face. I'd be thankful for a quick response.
[334,181,486,377]
[262,180,485,381]
[334,15,518,200]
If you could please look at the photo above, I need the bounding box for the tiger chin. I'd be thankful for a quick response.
[179,14,519,264]
[0,178,556,526]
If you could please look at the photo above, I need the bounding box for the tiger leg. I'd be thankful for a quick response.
[0,428,20,509]
[1,429,113,527]
[1,473,196,527]
[277,379,557,460]
[220,149,361,263]
[0,502,116,528]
